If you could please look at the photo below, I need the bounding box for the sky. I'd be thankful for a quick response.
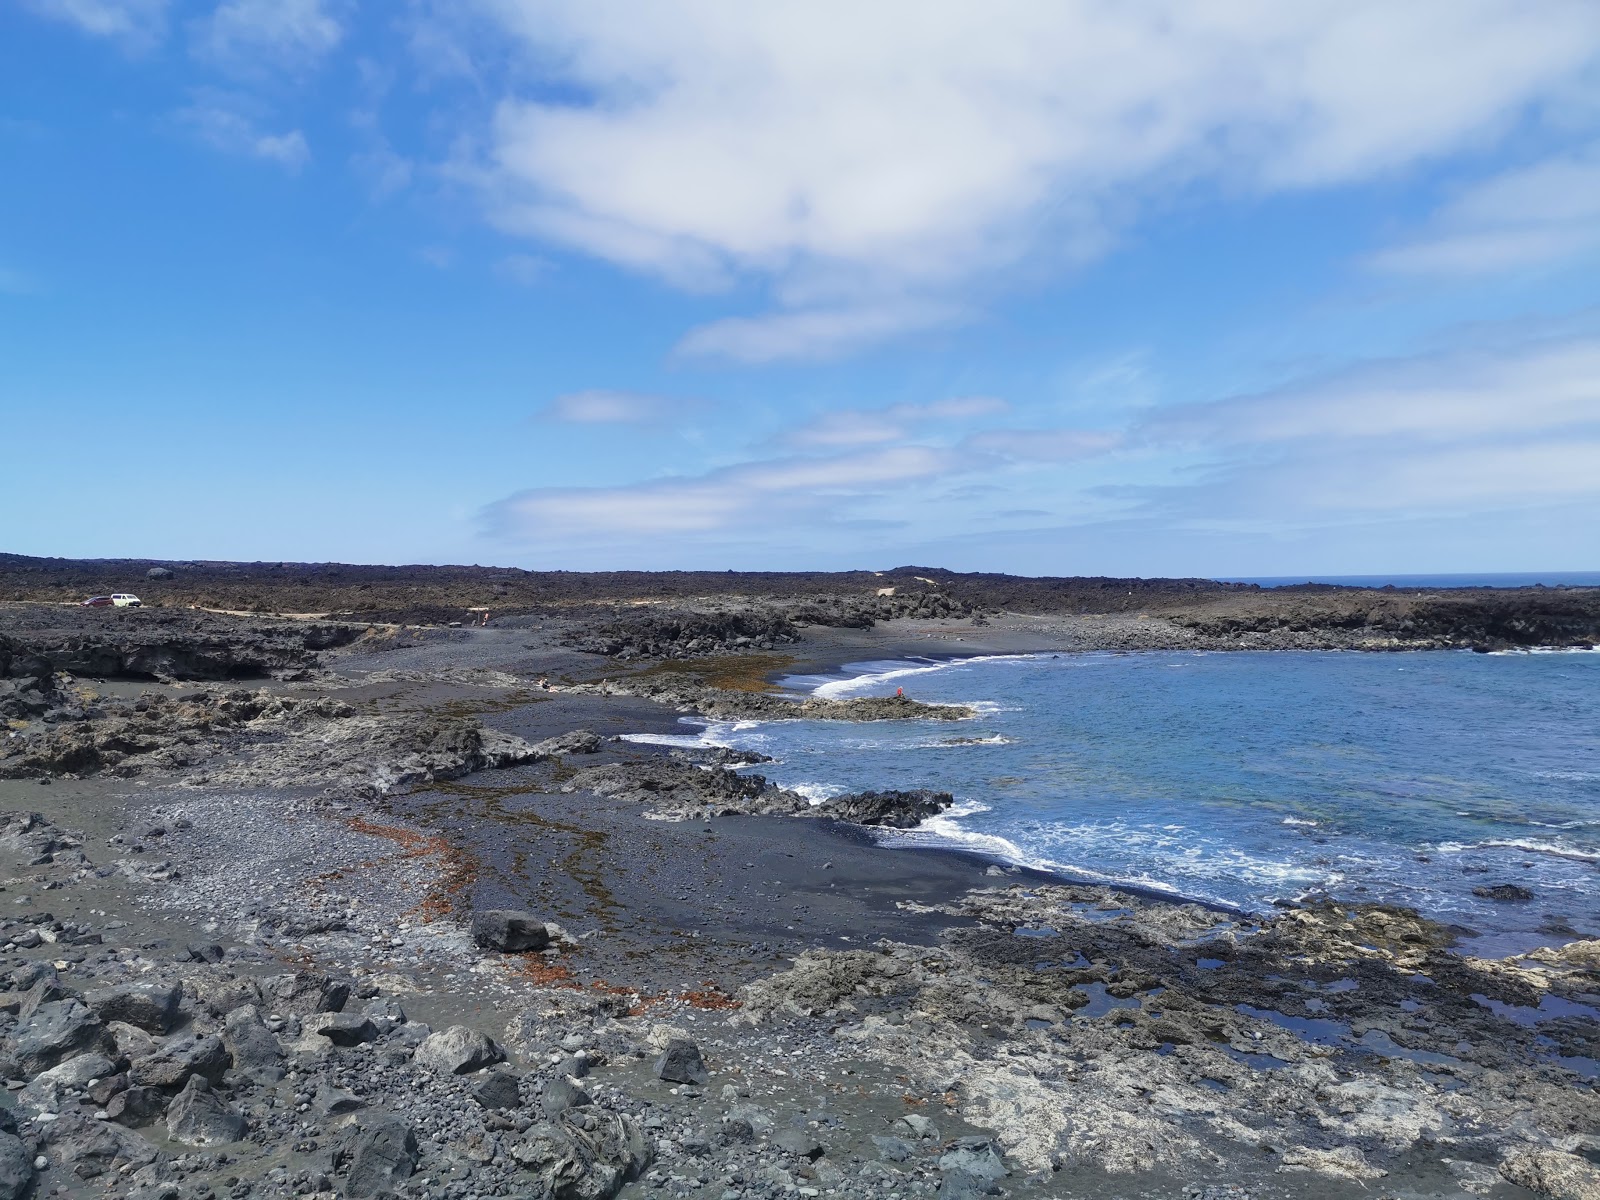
[3,1,1600,577]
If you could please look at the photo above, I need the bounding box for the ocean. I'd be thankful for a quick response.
[630,649,1600,956]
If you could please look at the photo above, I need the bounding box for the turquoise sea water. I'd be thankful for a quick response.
[631,650,1600,954]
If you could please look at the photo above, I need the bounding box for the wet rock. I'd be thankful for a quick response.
[129,1033,230,1090]
[654,1038,708,1085]
[470,909,551,953]
[262,969,350,1015]
[344,1115,419,1197]
[1474,883,1536,902]
[415,1025,504,1075]
[471,1070,523,1111]
[84,981,182,1034]
[822,788,954,828]
[165,1076,246,1146]
[2,999,114,1076]
[0,1131,29,1200]
[510,1110,651,1200]
[1500,1149,1600,1200]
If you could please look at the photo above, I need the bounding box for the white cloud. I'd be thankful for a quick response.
[487,445,956,537]
[786,396,1006,447]
[1151,337,1600,445]
[178,96,311,171]
[195,0,343,71]
[1135,331,1600,520]
[541,390,699,425]
[962,429,1122,462]
[24,0,168,49]
[471,0,1600,359]
[1371,143,1600,275]
[674,301,964,364]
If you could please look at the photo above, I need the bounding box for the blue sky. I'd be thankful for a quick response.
[3,1,1599,575]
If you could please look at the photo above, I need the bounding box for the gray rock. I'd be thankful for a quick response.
[313,1084,364,1116]
[542,1075,593,1118]
[37,1111,158,1175]
[17,975,68,1019]
[106,1020,158,1061]
[470,910,551,953]
[532,730,603,756]
[130,1033,230,1090]
[165,1076,246,1145]
[773,1128,824,1160]
[872,1135,918,1162]
[105,1084,167,1127]
[937,1170,990,1200]
[345,1116,419,1197]
[511,1111,651,1200]
[221,1005,282,1069]
[653,1038,708,1085]
[262,969,349,1016]
[84,982,182,1034]
[939,1137,1006,1183]
[190,972,260,1017]
[360,996,407,1035]
[470,1070,522,1111]
[3,999,113,1077]
[317,1012,378,1046]
[414,1025,504,1075]
[900,1113,940,1140]
[0,1131,29,1200]
[18,1052,116,1113]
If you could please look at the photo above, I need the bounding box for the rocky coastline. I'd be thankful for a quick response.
[0,578,1596,1200]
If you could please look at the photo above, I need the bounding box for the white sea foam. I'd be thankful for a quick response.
[1435,837,1600,862]
[792,782,845,805]
[1282,817,1320,827]
[809,653,1045,699]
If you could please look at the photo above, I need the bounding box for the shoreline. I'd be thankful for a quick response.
[0,600,1597,1198]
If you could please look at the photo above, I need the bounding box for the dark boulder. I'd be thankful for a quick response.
[654,1038,708,1085]
[470,910,551,953]
[823,788,954,828]
[344,1116,419,1197]
[84,981,182,1034]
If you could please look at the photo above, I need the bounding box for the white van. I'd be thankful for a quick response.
[111,594,142,607]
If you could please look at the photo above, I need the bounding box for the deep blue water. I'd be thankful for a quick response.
[630,650,1600,954]
[1224,572,1600,589]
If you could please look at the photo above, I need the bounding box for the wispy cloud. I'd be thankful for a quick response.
[785,396,1006,448]
[1370,143,1600,276]
[1134,331,1600,521]
[23,0,168,50]
[177,94,310,171]
[539,389,703,426]
[471,1,1600,359]
[486,445,958,538]
[193,0,344,73]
